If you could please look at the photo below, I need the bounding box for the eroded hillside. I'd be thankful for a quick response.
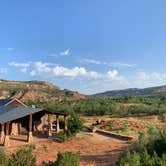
[0,79,85,103]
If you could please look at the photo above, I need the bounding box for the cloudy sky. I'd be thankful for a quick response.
[0,0,166,94]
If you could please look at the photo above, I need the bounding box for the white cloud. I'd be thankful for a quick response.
[9,62,30,68]
[60,49,70,56]
[30,61,100,78]
[9,60,166,94]
[20,68,27,73]
[110,62,136,68]
[0,68,7,74]
[81,58,136,68]
[30,70,36,76]
[50,54,59,57]
[7,48,14,51]
[52,66,86,77]
[107,70,118,78]
[50,49,70,58]
[82,59,101,65]
[130,71,166,88]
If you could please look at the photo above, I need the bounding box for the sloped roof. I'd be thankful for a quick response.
[0,106,43,124]
[0,98,27,107]
[0,99,12,106]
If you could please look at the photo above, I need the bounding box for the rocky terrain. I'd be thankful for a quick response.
[0,79,85,103]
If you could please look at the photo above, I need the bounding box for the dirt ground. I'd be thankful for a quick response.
[82,115,164,138]
[7,114,160,165]
[5,132,128,166]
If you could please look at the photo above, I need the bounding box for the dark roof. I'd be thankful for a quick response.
[0,106,68,124]
[0,99,12,106]
[0,106,43,124]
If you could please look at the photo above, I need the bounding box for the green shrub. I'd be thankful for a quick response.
[117,150,166,166]
[0,148,8,166]
[67,113,84,136]
[58,131,68,142]
[55,152,80,166]
[9,147,36,166]
[148,126,159,136]
[42,161,55,166]
[42,151,80,166]
[117,150,140,166]
[117,128,166,166]
[59,118,64,129]
[121,121,129,132]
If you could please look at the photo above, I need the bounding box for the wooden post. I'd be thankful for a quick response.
[0,124,5,145]
[64,115,67,133]
[18,123,22,134]
[56,114,60,133]
[28,114,33,143]
[48,114,52,137]
[4,122,10,146]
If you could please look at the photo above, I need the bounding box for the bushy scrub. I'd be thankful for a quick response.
[58,131,67,142]
[9,147,36,166]
[67,113,84,136]
[57,113,84,142]
[59,118,64,129]
[28,95,166,116]
[42,151,80,166]
[117,150,166,166]
[116,128,166,166]
[55,152,80,166]
[0,148,9,166]
[0,147,35,166]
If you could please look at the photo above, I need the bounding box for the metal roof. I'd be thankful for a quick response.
[0,106,43,124]
[0,99,12,106]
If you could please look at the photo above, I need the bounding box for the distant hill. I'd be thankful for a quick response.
[0,79,85,103]
[93,85,166,97]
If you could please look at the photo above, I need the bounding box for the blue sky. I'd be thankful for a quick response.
[0,0,166,94]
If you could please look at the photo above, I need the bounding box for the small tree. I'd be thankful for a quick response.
[67,113,84,136]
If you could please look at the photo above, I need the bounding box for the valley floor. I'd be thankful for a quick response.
[4,114,164,165]
[5,132,128,166]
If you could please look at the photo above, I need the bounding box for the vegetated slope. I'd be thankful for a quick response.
[93,85,166,97]
[0,79,85,103]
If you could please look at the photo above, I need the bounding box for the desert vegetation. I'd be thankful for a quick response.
[2,80,166,165]
[0,147,80,166]
[117,127,166,166]
[42,151,80,166]
[0,147,35,166]
[58,112,84,142]
[28,95,166,117]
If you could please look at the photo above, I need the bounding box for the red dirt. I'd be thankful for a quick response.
[6,133,128,166]
[36,135,127,166]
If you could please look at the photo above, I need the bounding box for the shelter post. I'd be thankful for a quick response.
[0,123,5,145]
[56,114,60,133]
[48,114,52,137]
[4,122,10,146]
[28,114,33,143]
[64,115,67,133]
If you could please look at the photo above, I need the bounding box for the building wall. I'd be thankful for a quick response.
[34,114,48,132]
[10,122,19,135]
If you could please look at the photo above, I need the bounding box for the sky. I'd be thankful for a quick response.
[0,0,166,94]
